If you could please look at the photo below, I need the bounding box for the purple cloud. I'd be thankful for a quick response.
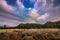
[0,0,60,26]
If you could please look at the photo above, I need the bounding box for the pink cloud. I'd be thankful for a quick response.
[17,0,24,9]
[0,0,15,13]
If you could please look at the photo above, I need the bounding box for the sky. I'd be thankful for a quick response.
[0,0,60,26]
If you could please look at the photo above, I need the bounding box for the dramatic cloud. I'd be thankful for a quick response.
[0,0,60,26]
[17,0,24,9]
[0,0,15,13]
[29,0,60,24]
[0,18,20,27]
[30,9,40,19]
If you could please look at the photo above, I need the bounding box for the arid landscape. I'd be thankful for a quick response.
[0,29,60,40]
[0,0,60,40]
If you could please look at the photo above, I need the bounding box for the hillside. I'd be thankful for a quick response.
[0,21,60,29]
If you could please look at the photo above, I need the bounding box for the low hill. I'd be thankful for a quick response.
[16,21,60,28]
[0,21,60,29]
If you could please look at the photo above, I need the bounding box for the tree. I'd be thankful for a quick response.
[4,25,6,29]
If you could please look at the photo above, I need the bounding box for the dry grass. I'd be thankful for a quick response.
[0,29,60,40]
